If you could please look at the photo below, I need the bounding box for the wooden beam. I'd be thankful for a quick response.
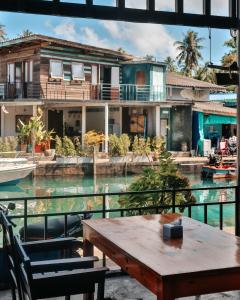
[203,0,211,16]
[116,0,125,9]
[175,0,184,14]
[0,0,239,29]
[147,0,155,12]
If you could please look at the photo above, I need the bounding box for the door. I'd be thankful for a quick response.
[48,110,64,138]
[15,62,22,98]
[136,70,146,100]
[101,66,111,100]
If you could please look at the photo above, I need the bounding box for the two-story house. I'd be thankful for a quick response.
[0,34,225,153]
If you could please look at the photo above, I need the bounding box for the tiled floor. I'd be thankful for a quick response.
[1,276,240,300]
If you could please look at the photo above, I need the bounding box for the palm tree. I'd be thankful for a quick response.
[174,31,204,77]
[0,24,7,41]
[164,56,177,72]
[221,37,236,66]
[19,29,33,38]
[195,62,216,84]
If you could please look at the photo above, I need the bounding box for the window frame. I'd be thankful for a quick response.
[72,62,85,81]
[50,60,63,79]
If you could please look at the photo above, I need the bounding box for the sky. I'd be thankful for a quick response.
[0,0,234,65]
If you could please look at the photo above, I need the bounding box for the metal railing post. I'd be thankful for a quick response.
[235,186,240,236]
[23,199,28,242]
[102,195,106,219]
[172,190,176,213]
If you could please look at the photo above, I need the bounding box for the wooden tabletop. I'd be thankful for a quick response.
[83,214,240,299]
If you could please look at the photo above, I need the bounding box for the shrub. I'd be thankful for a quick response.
[119,149,195,215]
[62,136,76,157]
[109,134,130,157]
[55,135,64,156]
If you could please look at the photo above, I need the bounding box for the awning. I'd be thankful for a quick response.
[205,114,236,125]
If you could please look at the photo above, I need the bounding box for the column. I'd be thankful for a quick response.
[1,106,5,137]
[119,106,122,135]
[104,104,109,153]
[156,106,161,137]
[82,106,86,147]
[32,105,37,117]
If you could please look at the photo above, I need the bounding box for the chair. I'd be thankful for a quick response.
[14,235,108,300]
[0,212,90,300]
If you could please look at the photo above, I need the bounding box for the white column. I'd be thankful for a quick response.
[32,105,37,117]
[1,106,5,137]
[156,106,161,137]
[81,106,86,146]
[119,106,122,135]
[105,104,109,153]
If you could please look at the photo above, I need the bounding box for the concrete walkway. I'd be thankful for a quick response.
[1,275,240,299]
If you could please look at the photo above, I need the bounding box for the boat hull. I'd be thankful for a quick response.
[201,165,236,179]
[0,164,36,185]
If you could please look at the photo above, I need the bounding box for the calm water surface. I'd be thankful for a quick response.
[0,172,237,230]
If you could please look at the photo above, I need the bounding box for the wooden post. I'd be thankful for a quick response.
[82,106,86,147]
[236,25,240,236]
[104,104,109,153]
[1,106,5,137]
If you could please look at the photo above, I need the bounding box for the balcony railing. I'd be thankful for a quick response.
[0,82,166,102]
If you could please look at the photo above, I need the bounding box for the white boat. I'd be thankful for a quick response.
[0,164,36,185]
[0,158,28,165]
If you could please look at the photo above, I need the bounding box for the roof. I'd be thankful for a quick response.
[0,34,133,60]
[193,102,236,116]
[166,72,225,91]
[121,59,166,67]
[209,93,236,102]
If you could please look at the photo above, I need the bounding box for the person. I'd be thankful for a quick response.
[228,131,237,156]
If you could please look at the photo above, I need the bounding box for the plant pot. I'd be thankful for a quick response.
[133,155,152,163]
[109,156,129,163]
[35,144,42,153]
[77,157,93,163]
[27,144,32,153]
[20,144,27,152]
[56,156,77,164]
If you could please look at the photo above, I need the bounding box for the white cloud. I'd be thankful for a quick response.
[102,21,177,59]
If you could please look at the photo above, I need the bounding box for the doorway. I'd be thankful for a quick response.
[15,62,22,98]
[101,66,111,100]
[48,110,63,138]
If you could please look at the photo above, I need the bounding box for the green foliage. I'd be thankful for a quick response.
[152,136,165,160]
[74,136,84,157]
[132,136,151,157]
[55,136,63,156]
[119,149,195,215]
[109,134,130,157]
[0,136,18,152]
[62,136,76,157]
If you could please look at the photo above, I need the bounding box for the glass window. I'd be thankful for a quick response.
[72,63,85,80]
[25,62,28,82]
[63,63,72,81]
[7,63,14,83]
[50,60,63,78]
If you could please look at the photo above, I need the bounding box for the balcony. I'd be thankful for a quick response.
[0,82,166,102]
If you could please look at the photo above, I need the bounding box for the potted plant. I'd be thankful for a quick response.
[17,121,30,152]
[109,134,130,163]
[132,136,152,163]
[56,136,77,164]
[152,136,165,161]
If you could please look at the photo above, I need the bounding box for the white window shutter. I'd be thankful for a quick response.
[72,63,85,80]
[29,61,33,82]
[50,60,63,78]
[91,65,98,85]
[7,64,15,83]
[111,67,119,87]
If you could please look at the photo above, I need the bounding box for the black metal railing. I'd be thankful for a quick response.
[0,185,239,243]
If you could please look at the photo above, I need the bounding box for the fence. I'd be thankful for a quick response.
[0,185,239,243]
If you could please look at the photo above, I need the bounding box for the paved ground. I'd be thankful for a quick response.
[1,275,240,300]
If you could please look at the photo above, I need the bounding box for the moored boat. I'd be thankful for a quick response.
[0,164,36,185]
[201,164,236,179]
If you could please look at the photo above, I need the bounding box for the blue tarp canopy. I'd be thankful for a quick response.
[205,114,236,125]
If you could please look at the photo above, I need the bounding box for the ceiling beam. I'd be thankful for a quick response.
[0,0,239,29]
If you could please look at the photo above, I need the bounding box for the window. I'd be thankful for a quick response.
[111,67,119,87]
[63,63,72,81]
[7,63,14,83]
[29,60,33,82]
[50,60,63,78]
[72,63,85,80]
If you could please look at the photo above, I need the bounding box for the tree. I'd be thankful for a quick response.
[174,31,204,77]
[0,24,7,41]
[119,147,195,215]
[221,37,237,66]
[19,29,33,38]
[195,62,216,84]
[144,54,156,61]
[164,56,177,72]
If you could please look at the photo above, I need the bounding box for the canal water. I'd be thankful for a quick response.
[0,172,237,231]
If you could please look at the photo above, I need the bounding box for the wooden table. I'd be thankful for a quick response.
[83,214,240,300]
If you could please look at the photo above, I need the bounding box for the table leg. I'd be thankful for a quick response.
[83,237,94,300]
[157,281,175,300]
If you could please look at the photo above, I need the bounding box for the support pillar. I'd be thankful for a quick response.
[1,106,5,137]
[82,106,86,147]
[32,105,37,117]
[156,106,161,137]
[104,104,109,153]
[119,106,122,135]
[235,27,240,236]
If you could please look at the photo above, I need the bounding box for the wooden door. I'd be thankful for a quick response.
[136,71,146,85]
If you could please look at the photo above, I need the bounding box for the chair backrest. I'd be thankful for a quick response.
[0,212,22,299]
[14,235,33,300]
